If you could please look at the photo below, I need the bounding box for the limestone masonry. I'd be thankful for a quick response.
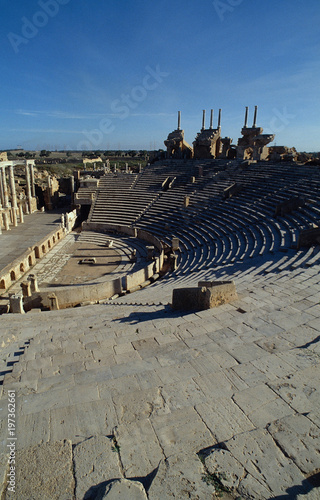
[1,145,320,498]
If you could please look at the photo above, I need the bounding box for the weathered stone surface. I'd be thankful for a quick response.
[195,399,254,442]
[0,453,8,500]
[225,429,307,497]
[102,479,148,499]
[233,383,293,426]
[150,407,214,456]
[268,368,320,414]
[50,399,117,442]
[204,448,245,490]
[115,420,164,477]
[268,414,320,474]
[296,488,320,500]
[172,283,237,311]
[73,436,120,500]
[113,387,169,424]
[16,410,50,450]
[148,454,212,499]
[13,440,74,499]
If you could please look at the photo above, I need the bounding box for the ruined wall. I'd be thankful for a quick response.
[0,227,65,292]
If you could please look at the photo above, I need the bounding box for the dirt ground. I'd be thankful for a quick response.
[50,242,122,285]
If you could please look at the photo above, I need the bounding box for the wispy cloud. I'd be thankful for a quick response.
[14,109,175,119]
[7,128,85,134]
[15,109,106,119]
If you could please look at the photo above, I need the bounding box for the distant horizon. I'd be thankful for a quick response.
[1,1,319,152]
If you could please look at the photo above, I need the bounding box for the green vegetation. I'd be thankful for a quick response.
[36,164,80,177]
[111,436,121,453]
[201,471,231,497]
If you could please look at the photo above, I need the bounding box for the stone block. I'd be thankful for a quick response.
[297,226,320,249]
[172,282,237,311]
[73,436,119,499]
[13,440,74,499]
[102,479,148,499]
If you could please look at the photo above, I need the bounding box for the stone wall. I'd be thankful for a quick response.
[0,227,65,292]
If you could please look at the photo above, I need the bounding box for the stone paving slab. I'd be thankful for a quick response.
[268,414,320,475]
[0,210,63,271]
[224,428,308,498]
[9,440,74,500]
[115,420,164,478]
[73,436,120,499]
[1,259,320,498]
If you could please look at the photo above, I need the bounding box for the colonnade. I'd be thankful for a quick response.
[0,160,36,234]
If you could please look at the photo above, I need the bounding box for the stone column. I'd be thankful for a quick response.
[9,166,18,226]
[70,175,74,203]
[0,168,4,209]
[30,163,36,198]
[210,109,213,129]
[18,204,24,223]
[3,212,10,231]
[1,167,9,208]
[25,163,32,212]
[244,106,249,128]
[253,105,258,128]
[201,110,206,131]
[218,109,222,129]
[177,111,181,131]
[9,166,17,209]
[11,207,17,227]
[0,215,2,234]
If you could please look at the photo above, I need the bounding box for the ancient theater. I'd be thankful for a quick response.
[1,108,320,499]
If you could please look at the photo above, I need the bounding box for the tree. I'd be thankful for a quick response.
[40,150,51,157]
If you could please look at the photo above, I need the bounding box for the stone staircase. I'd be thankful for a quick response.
[1,256,320,498]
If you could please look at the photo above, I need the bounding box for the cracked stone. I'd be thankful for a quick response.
[101,478,148,499]
[204,448,245,490]
[268,414,320,474]
[73,435,120,500]
[148,454,211,499]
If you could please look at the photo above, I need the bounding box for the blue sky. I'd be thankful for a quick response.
[1,0,319,151]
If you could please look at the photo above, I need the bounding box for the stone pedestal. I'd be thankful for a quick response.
[28,274,39,293]
[21,281,32,297]
[172,281,237,311]
[10,294,25,314]
[48,293,59,310]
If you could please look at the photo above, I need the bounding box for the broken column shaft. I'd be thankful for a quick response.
[201,110,206,131]
[253,105,258,128]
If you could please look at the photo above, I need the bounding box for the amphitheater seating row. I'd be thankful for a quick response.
[86,159,320,278]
